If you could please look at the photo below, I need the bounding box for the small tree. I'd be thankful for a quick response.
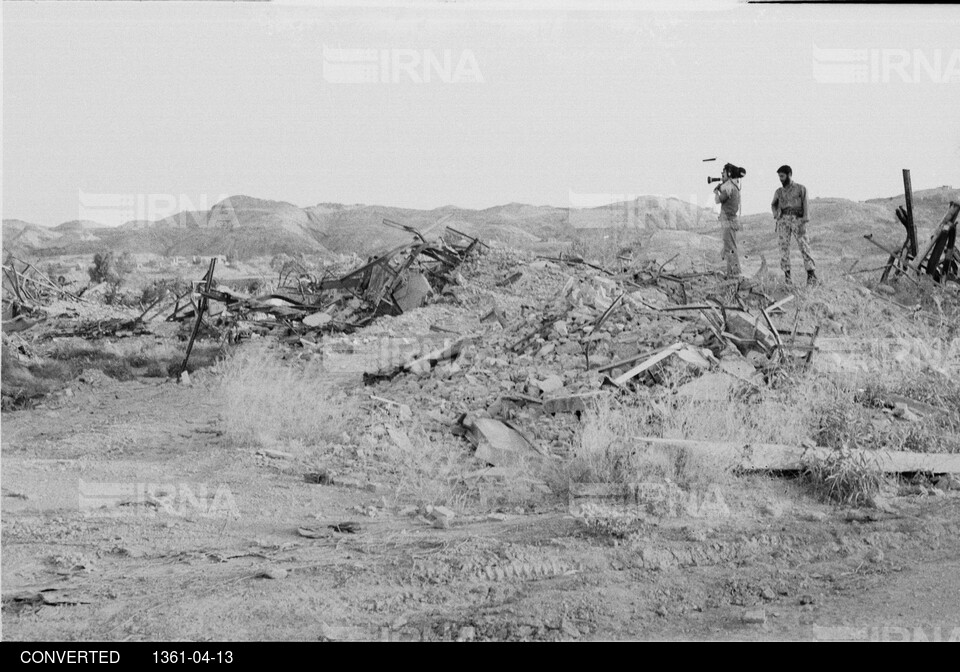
[88,250,132,285]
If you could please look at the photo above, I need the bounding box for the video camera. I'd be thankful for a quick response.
[707,164,746,184]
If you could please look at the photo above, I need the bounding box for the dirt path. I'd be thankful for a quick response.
[3,375,960,641]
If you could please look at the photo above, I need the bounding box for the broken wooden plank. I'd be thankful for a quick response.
[403,337,471,373]
[542,391,606,415]
[864,234,921,287]
[611,342,684,385]
[760,306,783,351]
[913,201,960,274]
[583,292,624,368]
[633,437,960,474]
[766,294,795,314]
[496,271,523,287]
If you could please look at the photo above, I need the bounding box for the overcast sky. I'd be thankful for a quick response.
[3,1,959,225]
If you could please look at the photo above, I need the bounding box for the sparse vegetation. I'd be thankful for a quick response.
[88,250,134,286]
[800,447,885,506]
[1,339,224,409]
[138,277,189,308]
[568,224,649,270]
[214,344,359,450]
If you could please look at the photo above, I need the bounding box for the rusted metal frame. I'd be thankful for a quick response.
[381,218,428,243]
[445,226,490,250]
[902,169,919,258]
[319,241,415,292]
[3,266,26,304]
[864,234,920,288]
[913,201,960,274]
[179,258,217,376]
[583,293,624,369]
[926,220,959,281]
[372,244,429,315]
[418,246,463,269]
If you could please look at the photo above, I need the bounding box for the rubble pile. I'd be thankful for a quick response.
[178,226,481,348]
[300,242,828,471]
[2,254,85,330]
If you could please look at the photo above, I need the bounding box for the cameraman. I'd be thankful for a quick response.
[714,163,743,279]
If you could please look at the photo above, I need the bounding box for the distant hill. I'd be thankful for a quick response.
[4,187,957,262]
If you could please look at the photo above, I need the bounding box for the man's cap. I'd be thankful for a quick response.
[776,165,792,175]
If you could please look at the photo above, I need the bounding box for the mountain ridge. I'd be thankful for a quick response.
[5,188,958,261]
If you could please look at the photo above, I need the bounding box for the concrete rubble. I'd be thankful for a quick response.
[7,213,959,485]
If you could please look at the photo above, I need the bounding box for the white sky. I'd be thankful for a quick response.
[3,1,959,225]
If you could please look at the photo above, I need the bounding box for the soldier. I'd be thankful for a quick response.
[771,165,818,286]
[714,163,743,279]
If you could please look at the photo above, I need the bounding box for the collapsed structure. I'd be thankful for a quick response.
[3,207,959,477]
[865,169,959,286]
[175,221,482,372]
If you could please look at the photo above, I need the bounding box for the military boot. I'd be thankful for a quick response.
[807,270,818,287]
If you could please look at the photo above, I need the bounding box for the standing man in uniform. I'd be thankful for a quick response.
[715,163,743,279]
[771,165,818,286]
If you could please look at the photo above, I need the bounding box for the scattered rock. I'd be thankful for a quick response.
[261,567,288,580]
[537,342,555,357]
[798,510,828,522]
[868,493,896,513]
[429,505,456,529]
[178,371,191,386]
[760,501,784,518]
[304,470,333,485]
[676,373,738,402]
[935,475,960,491]
[457,626,476,642]
[891,403,921,422]
[865,548,884,564]
[258,449,294,460]
[560,618,581,639]
[536,375,565,394]
[743,609,767,625]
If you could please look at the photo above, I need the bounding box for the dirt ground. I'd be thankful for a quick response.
[3,369,960,642]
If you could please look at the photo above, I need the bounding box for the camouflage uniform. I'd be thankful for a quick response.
[771,180,816,275]
[776,214,816,274]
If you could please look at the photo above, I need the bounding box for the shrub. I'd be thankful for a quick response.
[88,250,133,286]
[800,447,885,506]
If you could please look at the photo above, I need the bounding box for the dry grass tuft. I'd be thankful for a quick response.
[379,421,473,510]
[800,447,885,506]
[215,343,358,451]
